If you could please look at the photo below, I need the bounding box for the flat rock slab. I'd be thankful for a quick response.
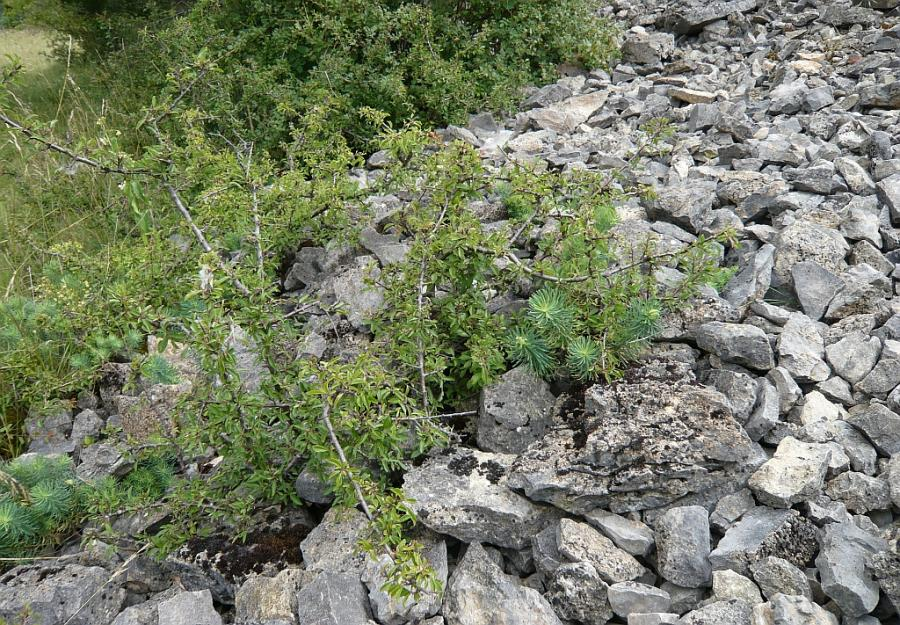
[403,448,559,550]
[508,360,757,515]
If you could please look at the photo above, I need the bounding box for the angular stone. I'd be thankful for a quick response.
[295,572,371,625]
[443,543,563,625]
[622,28,675,65]
[711,569,762,605]
[328,256,384,330]
[825,332,881,384]
[300,507,368,576]
[767,367,803,414]
[745,379,780,442]
[824,472,891,513]
[404,448,559,549]
[836,157,876,195]
[545,561,613,625]
[694,323,774,370]
[815,521,888,617]
[645,183,717,234]
[868,549,900,617]
[776,315,829,383]
[158,590,222,625]
[749,437,831,508]
[845,402,900,455]
[709,508,818,575]
[609,582,671,618]
[749,557,811,601]
[878,174,900,222]
[710,489,755,533]
[774,223,849,290]
[677,599,752,625]
[628,614,679,625]
[508,361,757,515]
[824,264,891,321]
[769,594,838,625]
[557,519,644,584]
[855,340,900,398]
[722,244,775,310]
[478,366,555,454]
[235,569,303,624]
[703,369,758,423]
[791,262,843,321]
[889,455,900,508]
[584,510,655,557]
[655,506,711,589]
[658,0,759,34]
[0,565,126,625]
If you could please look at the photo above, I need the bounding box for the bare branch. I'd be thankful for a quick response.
[320,400,373,521]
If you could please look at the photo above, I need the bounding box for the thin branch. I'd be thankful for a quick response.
[320,400,373,521]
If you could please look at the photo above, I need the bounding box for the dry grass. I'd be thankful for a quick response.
[0,27,55,73]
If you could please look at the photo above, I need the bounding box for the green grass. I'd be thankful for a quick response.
[0,26,122,295]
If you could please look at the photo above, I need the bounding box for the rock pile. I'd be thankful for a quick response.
[3,0,900,623]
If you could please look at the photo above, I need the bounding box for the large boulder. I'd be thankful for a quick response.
[507,361,758,515]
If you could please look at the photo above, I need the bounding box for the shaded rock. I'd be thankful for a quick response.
[693,323,774,370]
[622,27,675,65]
[658,0,759,34]
[791,262,843,322]
[749,557,811,601]
[868,549,900,616]
[508,361,757,515]
[584,510,655,557]
[0,565,126,625]
[24,405,74,454]
[774,223,849,290]
[722,244,775,309]
[745,378,781,442]
[815,521,888,617]
[710,489,756,533]
[845,402,900,455]
[478,366,555,454]
[749,437,831,508]
[158,590,222,625]
[443,543,563,625]
[327,256,384,330]
[825,332,881,384]
[824,472,891,513]
[404,448,559,550]
[295,572,372,625]
[655,506,712,588]
[824,264,891,321]
[702,369,758,423]
[545,561,614,625]
[776,315,829,383]
[645,182,717,234]
[709,508,818,575]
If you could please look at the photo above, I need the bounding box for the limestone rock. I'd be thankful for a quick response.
[655,506,712,589]
[477,366,555,454]
[749,437,831,508]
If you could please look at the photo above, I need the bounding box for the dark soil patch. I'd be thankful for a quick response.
[183,521,310,582]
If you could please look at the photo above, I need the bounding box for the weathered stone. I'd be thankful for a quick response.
[825,332,881,384]
[703,369,758,423]
[300,507,368,576]
[878,174,900,223]
[404,448,559,549]
[749,437,831,508]
[745,379,781,442]
[711,569,762,605]
[709,508,818,575]
[722,244,775,309]
[545,562,613,625]
[769,594,838,625]
[326,256,384,330]
[774,223,849,291]
[235,569,303,624]
[655,506,711,589]
[628,614,679,625]
[478,366,555,454]
[791,262,843,321]
[824,472,891,513]
[622,27,675,65]
[0,565,126,625]
[658,0,759,34]
[24,405,74,454]
[677,599,752,625]
[508,361,757,515]
[295,572,372,625]
[158,590,222,625]
[584,510,655,557]
[776,315,829,383]
[749,557,811,601]
[845,402,900,455]
[609,582,672,618]
[815,521,888,617]
[443,543,563,625]
[836,157,876,195]
[114,381,191,441]
[767,367,803,415]
[868,549,900,617]
[645,182,717,234]
[557,519,645,584]
[824,264,891,321]
[76,443,127,481]
[693,323,774,370]
[710,489,755,533]
[889,455,900,508]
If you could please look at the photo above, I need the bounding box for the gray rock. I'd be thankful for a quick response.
[283,246,326,290]
[824,472,891,513]
[110,589,178,625]
[804,86,835,112]
[158,590,222,625]
[629,615,680,625]
[888,455,900,508]
[532,523,563,577]
[855,340,900,397]
[77,443,127,481]
[300,507,368,576]
[478,366,555,454]
[774,223,849,291]
[815,521,888,617]
[745,379,781,442]
[584,510,655,556]
[722,244,775,309]
[694,323,775,370]
[295,572,372,625]
[709,508,818,576]
[825,332,881,384]
[836,158,877,195]
[658,0,759,34]
[70,409,104,448]
[769,593,838,625]
[545,562,613,625]
[645,183,717,234]
[622,27,675,65]
[293,466,333,505]
[878,174,900,223]
[710,489,756,533]
[845,402,900,455]
[769,80,810,116]
[749,437,831,508]
[791,262,843,321]
[359,227,409,266]
[776,315,830,383]
[824,264,891,321]
[556,518,645,584]
[655,506,712,589]
[0,564,126,625]
[404,448,559,550]
[328,256,385,330]
[767,367,803,415]
[508,361,757,515]
[868,549,900,617]
[522,83,573,110]
[443,543,563,625]
[703,369,758,423]
[749,557,811,601]
[783,161,837,195]
[676,599,752,625]
[235,569,304,624]
[609,582,672,618]
[711,569,762,605]
[25,405,74,454]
